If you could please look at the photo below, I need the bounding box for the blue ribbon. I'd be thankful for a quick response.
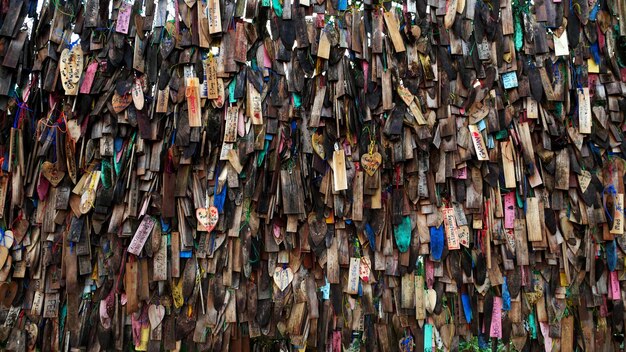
[461,292,472,323]
[502,277,511,311]
[590,42,602,66]
[603,184,618,222]
[63,37,81,50]
[589,1,600,21]
[160,218,171,233]
[364,223,375,249]
[213,162,227,212]
[607,239,617,271]
[0,228,8,247]
[430,225,444,261]
[9,91,33,129]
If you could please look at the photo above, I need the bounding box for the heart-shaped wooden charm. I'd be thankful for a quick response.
[440,323,455,349]
[512,336,528,352]
[148,304,165,329]
[425,288,437,313]
[41,161,65,187]
[311,133,325,159]
[196,206,219,232]
[361,152,382,176]
[25,323,38,350]
[80,190,95,214]
[307,213,327,246]
[273,267,294,291]
[0,281,17,307]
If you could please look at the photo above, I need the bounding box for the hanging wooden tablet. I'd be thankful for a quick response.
[554,149,570,191]
[526,97,538,119]
[346,257,360,294]
[233,23,248,63]
[198,0,211,47]
[578,88,592,134]
[327,235,339,284]
[352,171,363,221]
[207,0,222,34]
[401,272,415,308]
[153,235,168,281]
[415,274,426,322]
[383,11,405,53]
[610,193,624,234]
[186,77,202,127]
[332,149,348,191]
[156,86,170,113]
[133,35,146,72]
[501,141,516,188]
[7,128,16,174]
[444,0,458,28]
[171,232,180,277]
[224,106,238,143]
[442,207,460,250]
[132,78,144,111]
[116,1,132,34]
[247,82,263,125]
[317,30,331,59]
[128,216,157,255]
[0,176,6,219]
[468,124,489,161]
[525,198,542,241]
[207,56,218,99]
[43,293,60,319]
